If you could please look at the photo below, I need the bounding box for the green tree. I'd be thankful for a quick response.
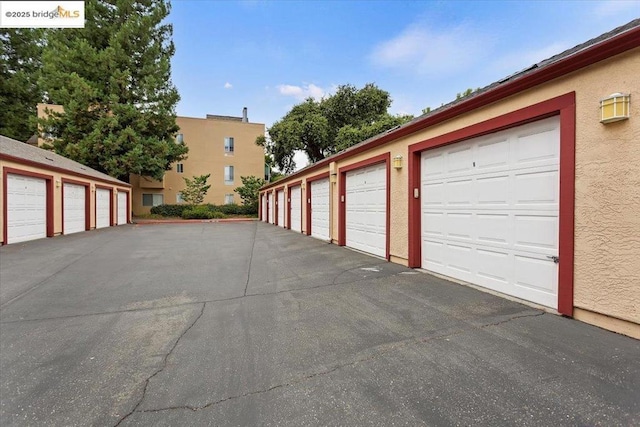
[181,174,211,205]
[38,0,187,181]
[0,29,44,141]
[234,175,266,211]
[258,83,413,174]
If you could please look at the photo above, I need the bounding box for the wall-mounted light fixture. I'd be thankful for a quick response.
[600,93,630,124]
[55,179,61,188]
[393,155,403,169]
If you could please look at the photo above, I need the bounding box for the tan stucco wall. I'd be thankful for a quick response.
[131,116,265,214]
[0,159,131,243]
[262,47,640,330]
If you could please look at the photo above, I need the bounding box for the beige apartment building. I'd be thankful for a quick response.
[130,108,265,214]
[37,104,265,215]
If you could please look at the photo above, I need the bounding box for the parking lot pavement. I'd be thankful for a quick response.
[1,222,639,426]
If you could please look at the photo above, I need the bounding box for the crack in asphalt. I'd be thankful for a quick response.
[0,235,120,309]
[113,302,207,427]
[1,264,391,325]
[133,311,544,416]
[243,222,258,297]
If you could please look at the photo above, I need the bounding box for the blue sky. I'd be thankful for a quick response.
[168,0,639,169]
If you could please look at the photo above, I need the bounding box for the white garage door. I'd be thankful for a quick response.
[311,178,330,241]
[63,183,86,235]
[117,192,127,225]
[96,188,111,229]
[277,190,285,228]
[346,163,387,258]
[269,193,275,224]
[289,185,302,232]
[7,174,47,244]
[421,116,560,309]
[261,194,267,222]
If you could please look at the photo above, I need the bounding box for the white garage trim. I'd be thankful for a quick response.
[5,170,52,244]
[117,191,128,225]
[288,184,302,232]
[276,189,285,228]
[418,116,563,309]
[308,175,330,241]
[95,187,112,229]
[339,154,390,259]
[261,193,267,222]
[62,181,88,235]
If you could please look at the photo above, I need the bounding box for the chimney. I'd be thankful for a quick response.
[242,107,248,123]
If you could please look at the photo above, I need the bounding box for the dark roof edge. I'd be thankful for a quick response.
[0,153,131,188]
[260,19,640,192]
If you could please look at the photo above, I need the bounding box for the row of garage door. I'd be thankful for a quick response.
[6,174,129,244]
[262,117,560,310]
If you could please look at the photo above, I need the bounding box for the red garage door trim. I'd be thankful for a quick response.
[2,167,55,244]
[338,153,391,260]
[273,186,284,227]
[95,184,114,227]
[61,178,91,234]
[286,180,302,230]
[408,92,576,317]
[305,171,330,236]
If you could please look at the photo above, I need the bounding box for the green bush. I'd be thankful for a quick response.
[210,211,228,219]
[182,205,215,219]
[217,204,243,215]
[150,204,188,217]
[151,203,255,218]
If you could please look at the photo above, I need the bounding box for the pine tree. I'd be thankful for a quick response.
[38,0,187,181]
[0,29,44,141]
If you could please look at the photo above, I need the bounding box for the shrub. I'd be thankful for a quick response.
[182,205,215,219]
[210,211,228,219]
[150,204,188,217]
[217,203,243,215]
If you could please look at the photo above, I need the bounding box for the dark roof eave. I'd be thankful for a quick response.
[260,21,640,192]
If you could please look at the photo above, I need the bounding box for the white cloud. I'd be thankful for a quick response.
[224,82,233,89]
[592,0,640,17]
[369,23,489,76]
[276,83,327,101]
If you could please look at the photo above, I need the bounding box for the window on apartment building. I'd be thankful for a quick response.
[176,192,184,204]
[142,193,164,207]
[224,137,234,153]
[225,194,234,205]
[176,133,184,144]
[176,163,184,173]
[224,165,234,185]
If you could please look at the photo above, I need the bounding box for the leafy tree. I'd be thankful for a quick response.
[258,83,413,174]
[0,29,44,141]
[181,174,211,205]
[38,0,187,181]
[234,175,266,211]
[335,113,414,152]
[456,87,480,99]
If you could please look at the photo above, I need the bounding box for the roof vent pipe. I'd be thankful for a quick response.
[242,107,248,123]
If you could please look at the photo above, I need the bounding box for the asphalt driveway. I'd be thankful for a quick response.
[1,222,638,426]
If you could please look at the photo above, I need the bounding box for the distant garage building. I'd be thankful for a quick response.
[259,20,640,338]
[1,135,131,245]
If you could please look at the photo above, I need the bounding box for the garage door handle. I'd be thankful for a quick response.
[547,256,559,264]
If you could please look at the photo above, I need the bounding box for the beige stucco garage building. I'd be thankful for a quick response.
[0,135,131,245]
[260,20,640,337]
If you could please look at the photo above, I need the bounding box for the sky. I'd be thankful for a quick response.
[167,0,639,170]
